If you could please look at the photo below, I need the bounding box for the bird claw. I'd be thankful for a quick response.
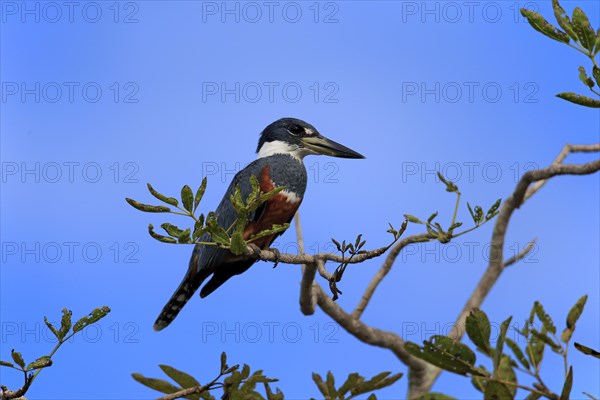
[247,243,262,257]
[267,247,281,268]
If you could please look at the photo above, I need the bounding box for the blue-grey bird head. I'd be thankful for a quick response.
[256,118,365,160]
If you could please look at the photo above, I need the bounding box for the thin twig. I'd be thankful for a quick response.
[504,239,537,268]
[525,143,600,201]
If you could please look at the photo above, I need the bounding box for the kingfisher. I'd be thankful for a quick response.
[153,118,364,331]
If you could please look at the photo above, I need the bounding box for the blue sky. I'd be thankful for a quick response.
[1,1,599,398]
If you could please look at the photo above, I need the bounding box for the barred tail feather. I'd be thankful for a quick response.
[153,268,207,331]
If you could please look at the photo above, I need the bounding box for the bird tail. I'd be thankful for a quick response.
[153,265,209,331]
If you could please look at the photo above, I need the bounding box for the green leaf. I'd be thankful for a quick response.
[420,393,458,400]
[574,342,600,359]
[178,228,191,244]
[534,301,556,334]
[525,393,542,400]
[366,372,403,391]
[496,356,517,398]
[59,308,72,340]
[181,185,194,212]
[505,338,530,370]
[466,308,492,356]
[471,374,488,392]
[312,372,329,397]
[428,212,438,224]
[556,92,600,108]
[194,177,208,212]
[206,213,230,246]
[73,306,111,333]
[161,223,184,238]
[325,371,336,396]
[596,28,600,55]
[220,352,227,372]
[244,370,278,385]
[158,365,201,389]
[520,8,569,43]
[560,366,573,400]
[564,295,587,333]
[230,232,247,256]
[25,355,52,371]
[552,0,578,41]
[240,364,250,380]
[593,66,600,88]
[0,360,15,368]
[494,317,512,372]
[10,349,25,369]
[485,199,502,221]
[264,383,284,400]
[338,373,363,396]
[149,224,177,244]
[405,336,481,376]
[578,66,595,89]
[484,380,514,400]
[437,171,459,193]
[531,329,561,353]
[404,214,423,224]
[44,316,60,340]
[572,7,596,52]
[147,183,179,206]
[248,224,289,242]
[131,373,182,395]
[527,328,546,368]
[126,198,171,213]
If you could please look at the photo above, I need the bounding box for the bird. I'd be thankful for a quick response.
[153,117,364,331]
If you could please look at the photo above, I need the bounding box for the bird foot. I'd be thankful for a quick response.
[247,243,262,257]
[266,247,281,268]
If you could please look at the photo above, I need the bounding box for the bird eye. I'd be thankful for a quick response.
[288,124,304,136]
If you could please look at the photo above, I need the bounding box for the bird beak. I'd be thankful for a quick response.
[301,135,365,159]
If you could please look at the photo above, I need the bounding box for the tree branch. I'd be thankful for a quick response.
[156,385,210,400]
[0,375,32,400]
[422,147,600,392]
[313,283,436,395]
[296,213,318,315]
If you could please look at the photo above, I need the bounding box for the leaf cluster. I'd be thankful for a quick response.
[329,234,369,300]
[132,352,402,400]
[311,370,403,400]
[126,177,288,255]
[404,172,501,243]
[132,352,280,400]
[521,0,600,107]
[1,307,110,398]
[406,296,596,399]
